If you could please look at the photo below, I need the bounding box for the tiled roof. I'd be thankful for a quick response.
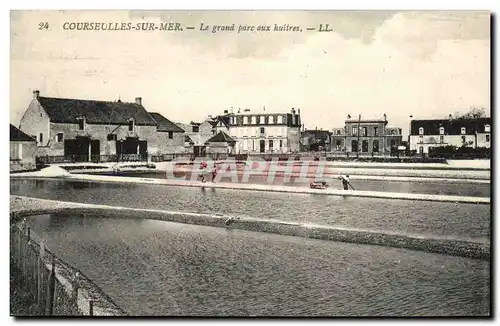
[37,97,157,125]
[410,118,491,135]
[10,124,36,141]
[206,131,236,144]
[149,112,185,133]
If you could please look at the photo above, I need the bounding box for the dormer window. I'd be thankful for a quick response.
[77,117,86,130]
[277,115,283,124]
[243,116,248,124]
[269,116,274,124]
[260,116,266,124]
[419,127,424,135]
[251,116,256,124]
[128,119,135,132]
[439,127,444,135]
[485,124,490,132]
[461,127,466,135]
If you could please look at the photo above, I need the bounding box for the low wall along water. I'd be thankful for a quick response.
[10,221,126,316]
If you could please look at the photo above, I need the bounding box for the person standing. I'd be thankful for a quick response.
[212,164,217,182]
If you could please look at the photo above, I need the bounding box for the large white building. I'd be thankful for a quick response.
[409,117,491,154]
[214,108,302,154]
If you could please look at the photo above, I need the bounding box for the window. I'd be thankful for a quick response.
[439,127,444,135]
[260,127,265,134]
[243,116,249,124]
[128,120,134,132]
[486,134,490,142]
[277,115,283,124]
[362,127,367,137]
[279,140,283,148]
[56,133,63,143]
[419,146,424,154]
[352,127,358,136]
[251,116,257,124]
[39,133,43,145]
[461,127,466,135]
[373,127,378,136]
[419,127,424,135]
[107,134,117,141]
[269,116,274,124]
[461,136,466,144]
[485,124,490,132]
[336,129,341,135]
[168,131,173,139]
[439,135,444,143]
[77,118,85,130]
[419,136,423,143]
[260,116,265,124]
[351,140,358,152]
[336,140,342,151]
[362,140,368,152]
[269,140,273,150]
[192,126,199,133]
[373,140,379,153]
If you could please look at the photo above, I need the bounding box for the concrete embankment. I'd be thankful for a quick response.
[11,196,490,261]
[9,208,127,316]
[49,174,491,204]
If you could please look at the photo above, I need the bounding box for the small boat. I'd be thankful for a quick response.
[309,181,328,189]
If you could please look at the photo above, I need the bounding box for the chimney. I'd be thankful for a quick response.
[223,110,229,115]
[298,108,301,116]
[33,90,40,99]
[135,97,142,105]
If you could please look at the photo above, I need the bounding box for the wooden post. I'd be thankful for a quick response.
[45,255,56,315]
[37,239,45,312]
[89,299,94,316]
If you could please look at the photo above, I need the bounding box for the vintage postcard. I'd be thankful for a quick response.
[9,10,491,317]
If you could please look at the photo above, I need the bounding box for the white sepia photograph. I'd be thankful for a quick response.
[9,9,491,317]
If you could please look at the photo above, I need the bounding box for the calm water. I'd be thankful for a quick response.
[25,213,490,316]
[10,178,490,240]
[91,171,491,197]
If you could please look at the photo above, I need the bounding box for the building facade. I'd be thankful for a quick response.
[409,117,491,154]
[10,124,37,171]
[331,115,403,155]
[300,129,332,152]
[149,112,185,154]
[19,90,158,161]
[214,108,302,154]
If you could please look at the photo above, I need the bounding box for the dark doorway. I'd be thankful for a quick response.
[90,140,100,162]
[260,140,265,153]
[139,140,147,160]
[193,146,206,157]
[64,137,91,162]
[362,140,369,153]
[351,140,358,153]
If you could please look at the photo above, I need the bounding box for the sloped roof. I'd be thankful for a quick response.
[149,112,184,133]
[206,131,236,144]
[209,115,230,128]
[411,118,491,135]
[37,97,157,126]
[10,124,35,141]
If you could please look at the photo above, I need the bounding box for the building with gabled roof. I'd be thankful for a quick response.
[205,131,236,156]
[149,112,185,154]
[10,124,37,171]
[19,90,159,162]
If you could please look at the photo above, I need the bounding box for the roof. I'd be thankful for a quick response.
[345,119,388,124]
[209,115,230,128]
[149,112,184,133]
[37,96,157,125]
[410,118,491,135]
[10,124,35,141]
[206,131,236,144]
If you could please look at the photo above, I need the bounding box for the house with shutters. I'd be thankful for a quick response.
[10,124,37,171]
[409,117,491,154]
[19,90,158,162]
[149,112,185,154]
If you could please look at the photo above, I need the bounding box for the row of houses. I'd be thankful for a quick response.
[301,114,491,155]
[11,91,303,167]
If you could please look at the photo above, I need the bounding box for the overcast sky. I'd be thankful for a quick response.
[10,10,490,136]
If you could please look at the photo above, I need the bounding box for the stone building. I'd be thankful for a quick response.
[300,129,332,152]
[148,112,185,154]
[331,115,403,155]
[213,108,302,154]
[19,90,158,162]
[10,124,37,171]
[177,119,216,157]
[409,117,491,154]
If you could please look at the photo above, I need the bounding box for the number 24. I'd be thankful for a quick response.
[38,22,49,30]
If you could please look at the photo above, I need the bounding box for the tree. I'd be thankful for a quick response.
[452,107,487,120]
